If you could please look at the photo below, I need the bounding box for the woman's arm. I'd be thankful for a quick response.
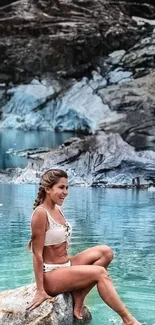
[31,209,46,291]
[27,209,53,311]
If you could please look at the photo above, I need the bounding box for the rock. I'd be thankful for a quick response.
[0,0,154,84]
[0,168,17,183]
[2,132,155,187]
[132,16,155,27]
[107,50,126,65]
[1,21,155,143]
[6,147,51,157]
[98,70,155,150]
[4,80,55,115]
[0,283,92,325]
[97,28,155,150]
[107,68,132,85]
[0,76,111,133]
[54,77,111,133]
[63,137,81,146]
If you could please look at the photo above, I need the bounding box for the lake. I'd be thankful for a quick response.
[0,185,155,325]
[0,129,78,169]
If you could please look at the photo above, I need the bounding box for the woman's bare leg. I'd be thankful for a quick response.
[70,245,114,319]
[43,264,141,325]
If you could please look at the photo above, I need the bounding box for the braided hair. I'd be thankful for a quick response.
[27,168,68,250]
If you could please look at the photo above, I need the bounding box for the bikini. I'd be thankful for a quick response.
[32,206,72,272]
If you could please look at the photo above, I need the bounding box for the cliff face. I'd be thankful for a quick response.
[0,0,155,84]
[1,28,155,151]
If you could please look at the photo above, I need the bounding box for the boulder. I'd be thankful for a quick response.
[0,283,92,325]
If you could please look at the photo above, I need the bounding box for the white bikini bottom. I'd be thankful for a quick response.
[43,260,71,272]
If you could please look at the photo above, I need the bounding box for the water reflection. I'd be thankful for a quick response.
[0,129,78,169]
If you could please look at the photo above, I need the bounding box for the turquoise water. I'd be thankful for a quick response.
[0,130,78,169]
[0,185,155,324]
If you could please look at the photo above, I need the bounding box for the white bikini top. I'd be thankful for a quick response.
[33,206,72,247]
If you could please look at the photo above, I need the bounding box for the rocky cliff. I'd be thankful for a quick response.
[0,0,155,84]
[2,132,154,186]
[0,0,155,186]
[1,28,155,151]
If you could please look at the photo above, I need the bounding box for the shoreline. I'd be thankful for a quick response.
[0,172,153,190]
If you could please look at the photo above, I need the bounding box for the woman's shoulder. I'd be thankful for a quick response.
[31,205,48,221]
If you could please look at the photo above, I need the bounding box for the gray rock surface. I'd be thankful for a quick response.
[2,132,155,187]
[0,283,91,325]
[98,70,155,150]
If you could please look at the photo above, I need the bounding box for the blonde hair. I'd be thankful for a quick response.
[27,169,68,250]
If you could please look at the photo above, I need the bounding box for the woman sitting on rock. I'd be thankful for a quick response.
[27,168,141,325]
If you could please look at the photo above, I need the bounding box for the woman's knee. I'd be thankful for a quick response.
[100,245,114,263]
[93,265,108,280]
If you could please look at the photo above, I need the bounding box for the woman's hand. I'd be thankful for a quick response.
[26,289,56,311]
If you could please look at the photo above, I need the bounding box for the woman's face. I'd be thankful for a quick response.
[46,177,68,205]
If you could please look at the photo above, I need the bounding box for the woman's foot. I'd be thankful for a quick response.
[122,315,142,325]
[73,304,84,320]
[123,321,142,325]
[72,292,85,320]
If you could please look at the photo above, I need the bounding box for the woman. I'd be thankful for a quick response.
[27,169,141,324]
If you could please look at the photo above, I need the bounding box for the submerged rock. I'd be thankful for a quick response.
[0,283,92,325]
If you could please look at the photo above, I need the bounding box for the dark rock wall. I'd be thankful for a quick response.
[110,0,155,18]
[0,0,154,84]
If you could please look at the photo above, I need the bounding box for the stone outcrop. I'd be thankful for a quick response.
[95,28,155,152]
[98,71,155,150]
[0,283,91,325]
[2,132,155,186]
[0,28,155,150]
[0,0,155,84]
